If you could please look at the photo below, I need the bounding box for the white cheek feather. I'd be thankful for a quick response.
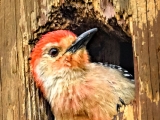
[35,65,42,79]
[48,78,63,103]
[35,64,70,104]
[43,76,55,88]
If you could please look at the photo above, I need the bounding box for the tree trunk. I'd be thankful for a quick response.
[130,0,160,119]
[0,0,159,120]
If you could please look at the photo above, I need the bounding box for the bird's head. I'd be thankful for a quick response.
[30,28,97,88]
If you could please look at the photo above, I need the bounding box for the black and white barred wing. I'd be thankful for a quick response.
[97,62,134,82]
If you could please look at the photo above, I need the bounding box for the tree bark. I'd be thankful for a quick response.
[130,0,160,119]
[0,0,160,120]
[0,0,55,119]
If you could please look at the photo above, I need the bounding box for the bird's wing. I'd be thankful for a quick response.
[97,62,134,82]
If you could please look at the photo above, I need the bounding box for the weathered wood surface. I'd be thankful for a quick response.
[130,0,160,119]
[0,0,160,120]
[0,0,56,119]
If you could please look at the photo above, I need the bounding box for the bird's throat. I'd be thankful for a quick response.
[38,66,88,103]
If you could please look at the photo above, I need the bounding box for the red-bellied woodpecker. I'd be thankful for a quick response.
[30,28,135,120]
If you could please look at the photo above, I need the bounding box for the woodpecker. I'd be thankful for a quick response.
[30,28,135,120]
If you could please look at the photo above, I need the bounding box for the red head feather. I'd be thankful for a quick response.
[31,30,76,68]
[30,30,76,89]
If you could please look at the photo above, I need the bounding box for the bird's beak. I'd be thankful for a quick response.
[65,28,98,54]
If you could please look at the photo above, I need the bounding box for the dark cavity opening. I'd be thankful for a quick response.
[29,1,134,77]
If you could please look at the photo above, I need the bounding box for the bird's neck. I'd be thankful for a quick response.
[41,66,88,102]
[62,67,87,79]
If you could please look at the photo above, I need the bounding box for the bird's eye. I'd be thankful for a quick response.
[49,48,59,57]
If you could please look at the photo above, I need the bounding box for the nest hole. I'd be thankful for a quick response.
[29,2,134,120]
[29,2,134,77]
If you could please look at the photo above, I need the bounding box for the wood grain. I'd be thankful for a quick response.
[0,0,159,120]
[0,0,55,119]
[130,0,160,119]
